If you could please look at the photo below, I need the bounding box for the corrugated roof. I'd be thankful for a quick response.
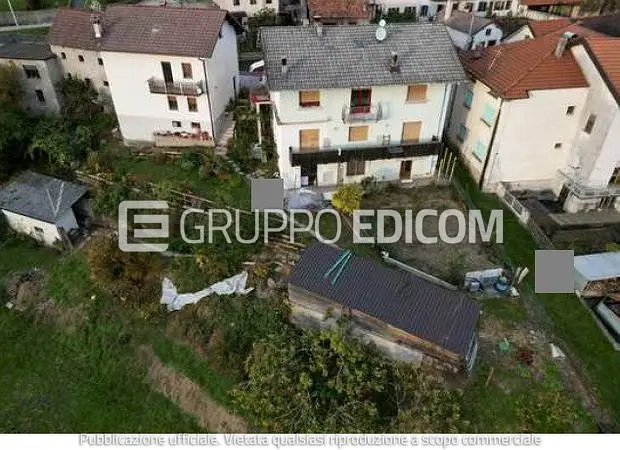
[460,31,589,100]
[261,23,466,91]
[574,252,620,283]
[308,0,372,21]
[0,172,87,224]
[288,242,480,357]
[49,5,238,57]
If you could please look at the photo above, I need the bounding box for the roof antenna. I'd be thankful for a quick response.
[46,181,64,219]
[487,47,503,73]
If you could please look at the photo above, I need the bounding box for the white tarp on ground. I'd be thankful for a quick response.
[160,271,254,311]
[574,252,620,291]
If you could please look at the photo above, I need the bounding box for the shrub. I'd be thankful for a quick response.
[332,184,363,215]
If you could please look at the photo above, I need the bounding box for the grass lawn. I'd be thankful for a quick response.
[0,0,60,12]
[454,160,620,429]
[5,26,50,36]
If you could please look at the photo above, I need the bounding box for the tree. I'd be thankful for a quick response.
[27,118,92,172]
[0,108,31,179]
[332,184,363,215]
[0,64,22,107]
[56,78,102,125]
[580,0,620,14]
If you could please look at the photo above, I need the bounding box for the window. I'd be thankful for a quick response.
[347,159,365,176]
[464,2,473,12]
[478,1,487,11]
[463,88,473,109]
[266,0,272,3]
[60,52,66,59]
[35,89,45,103]
[485,28,491,36]
[505,1,512,9]
[98,57,103,66]
[487,40,497,46]
[182,63,193,79]
[472,140,487,162]
[233,0,239,5]
[250,0,256,4]
[388,7,399,13]
[481,103,496,126]
[172,121,182,128]
[457,124,468,143]
[420,5,428,15]
[404,6,414,14]
[350,88,371,113]
[566,105,575,116]
[299,129,320,151]
[406,84,427,102]
[187,97,198,112]
[495,1,505,9]
[402,121,422,143]
[584,114,596,134]
[610,167,620,185]
[554,142,562,149]
[299,90,320,107]
[78,55,84,62]
[191,122,201,130]
[348,125,369,142]
[103,81,109,87]
[23,65,40,79]
[168,95,178,111]
[84,78,91,86]
[67,73,72,79]
[34,226,44,233]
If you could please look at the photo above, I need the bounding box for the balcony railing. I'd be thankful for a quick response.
[147,78,205,96]
[342,103,383,123]
[289,140,441,166]
[558,169,620,199]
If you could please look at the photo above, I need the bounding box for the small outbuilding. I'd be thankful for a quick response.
[0,172,89,247]
[574,252,620,296]
[288,241,481,371]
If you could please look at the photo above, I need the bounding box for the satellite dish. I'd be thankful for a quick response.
[379,19,386,27]
[375,26,387,42]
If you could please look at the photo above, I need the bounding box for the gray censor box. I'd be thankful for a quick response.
[251,178,284,211]
[535,250,574,293]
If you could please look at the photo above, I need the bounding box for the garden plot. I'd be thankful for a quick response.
[362,185,498,283]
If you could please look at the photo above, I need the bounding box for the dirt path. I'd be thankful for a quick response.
[137,346,248,433]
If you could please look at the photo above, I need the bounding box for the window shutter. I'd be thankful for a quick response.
[407,84,427,102]
[348,126,369,142]
[299,90,320,106]
[300,129,320,150]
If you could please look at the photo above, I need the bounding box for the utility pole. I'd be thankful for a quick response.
[6,0,19,27]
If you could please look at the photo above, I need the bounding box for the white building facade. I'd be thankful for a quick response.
[261,23,465,191]
[213,0,279,16]
[370,0,439,19]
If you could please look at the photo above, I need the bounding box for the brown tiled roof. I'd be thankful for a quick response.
[521,0,582,5]
[528,18,573,37]
[584,36,620,103]
[49,5,238,57]
[460,32,588,100]
[308,0,371,21]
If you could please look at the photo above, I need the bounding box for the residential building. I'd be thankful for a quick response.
[0,37,63,115]
[212,0,279,17]
[517,0,583,20]
[307,0,372,24]
[288,241,481,370]
[441,7,503,49]
[449,25,620,213]
[260,22,466,190]
[0,172,89,247]
[48,5,241,146]
[369,0,440,20]
[445,0,520,17]
[448,32,590,194]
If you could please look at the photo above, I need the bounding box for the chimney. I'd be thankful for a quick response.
[281,57,288,75]
[389,51,399,72]
[555,31,576,58]
[91,14,103,39]
[444,0,454,21]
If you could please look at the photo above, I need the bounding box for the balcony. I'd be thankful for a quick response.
[289,140,441,166]
[342,103,382,123]
[147,78,205,96]
[558,169,620,199]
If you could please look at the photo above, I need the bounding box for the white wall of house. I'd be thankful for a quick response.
[502,25,533,43]
[205,21,240,139]
[372,0,438,18]
[449,80,588,191]
[0,57,63,115]
[50,46,111,98]
[446,23,503,50]
[453,0,519,17]
[570,45,620,188]
[1,209,78,247]
[212,0,278,16]
[273,82,450,189]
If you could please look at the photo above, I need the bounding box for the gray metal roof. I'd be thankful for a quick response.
[0,40,54,61]
[574,252,620,291]
[261,23,467,91]
[288,241,480,357]
[0,172,88,224]
[442,10,493,35]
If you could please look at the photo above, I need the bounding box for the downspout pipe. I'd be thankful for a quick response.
[199,57,216,142]
[479,98,504,190]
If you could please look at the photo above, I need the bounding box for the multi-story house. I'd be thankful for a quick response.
[369,0,439,20]
[307,0,372,25]
[48,5,241,146]
[449,25,620,213]
[0,37,63,115]
[213,0,279,18]
[260,22,466,190]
